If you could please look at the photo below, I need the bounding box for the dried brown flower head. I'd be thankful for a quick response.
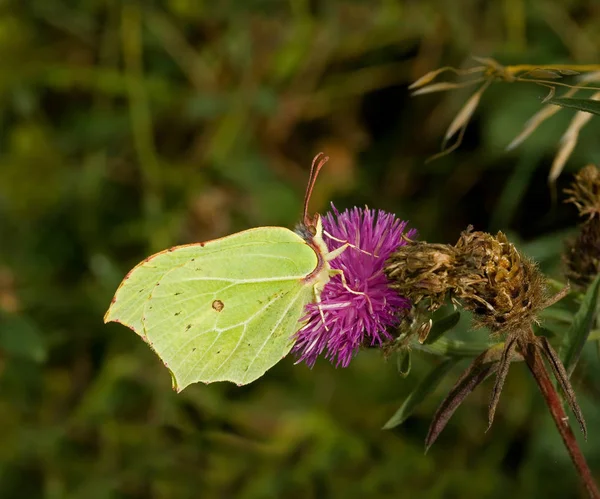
[564,165,600,289]
[564,222,600,290]
[385,227,585,441]
[454,229,548,334]
[383,240,460,311]
[564,164,600,219]
[386,227,547,335]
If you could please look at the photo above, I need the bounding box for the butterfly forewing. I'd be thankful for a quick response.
[105,244,209,334]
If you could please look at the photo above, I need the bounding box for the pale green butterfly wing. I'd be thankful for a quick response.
[105,245,208,335]
[104,227,322,389]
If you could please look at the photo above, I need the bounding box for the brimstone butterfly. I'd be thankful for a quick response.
[104,153,350,390]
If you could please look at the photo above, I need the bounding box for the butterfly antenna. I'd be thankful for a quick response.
[303,152,329,227]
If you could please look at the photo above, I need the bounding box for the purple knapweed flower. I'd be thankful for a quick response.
[293,204,417,368]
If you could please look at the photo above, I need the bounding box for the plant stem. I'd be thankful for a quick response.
[523,341,600,499]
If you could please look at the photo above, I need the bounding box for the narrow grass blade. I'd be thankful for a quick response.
[409,66,485,90]
[443,83,487,143]
[560,273,600,376]
[411,80,482,96]
[506,103,563,151]
[546,97,600,116]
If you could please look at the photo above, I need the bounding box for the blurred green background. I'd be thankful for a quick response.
[1,1,600,498]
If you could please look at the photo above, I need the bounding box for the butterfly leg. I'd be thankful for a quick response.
[324,241,350,261]
[312,282,329,330]
[328,268,374,315]
[323,232,378,258]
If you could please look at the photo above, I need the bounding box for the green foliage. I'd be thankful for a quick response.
[547,97,600,116]
[2,1,600,498]
[561,274,600,376]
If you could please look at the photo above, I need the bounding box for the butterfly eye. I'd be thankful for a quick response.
[294,223,315,242]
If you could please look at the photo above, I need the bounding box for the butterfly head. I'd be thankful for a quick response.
[295,212,326,246]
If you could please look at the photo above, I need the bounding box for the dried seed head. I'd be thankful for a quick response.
[564,165,600,289]
[384,241,459,312]
[455,229,547,334]
[386,227,547,335]
[564,220,600,289]
[564,164,600,219]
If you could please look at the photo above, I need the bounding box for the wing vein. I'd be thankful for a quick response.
[175,289,291,383]
[209,292,296,379]
[242,287,306,382]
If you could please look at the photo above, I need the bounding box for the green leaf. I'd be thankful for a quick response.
[423,311,461,345]
[546,97,600,116]
[383,358,459,429]
[561,273,600,376]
